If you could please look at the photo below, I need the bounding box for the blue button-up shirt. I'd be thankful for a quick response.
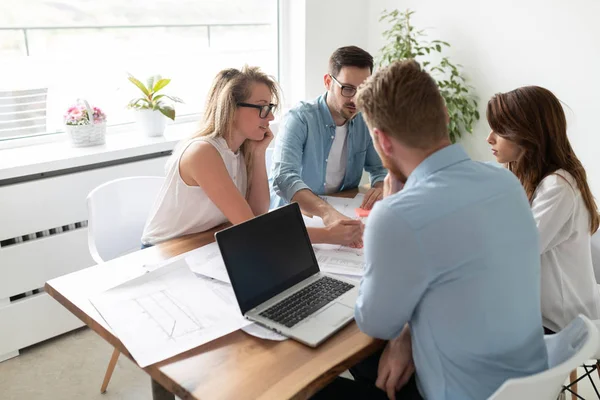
[356,144,548,400]
[269,93,387,208]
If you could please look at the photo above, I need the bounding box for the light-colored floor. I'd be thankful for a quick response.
[2,327,600,400]
[0,328,150,400]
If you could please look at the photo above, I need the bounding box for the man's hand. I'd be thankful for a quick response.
[361,182,384,210]
[376,327,414,400]
[325,219,364,247]
[322,207,350,226]
[383,173,404,199]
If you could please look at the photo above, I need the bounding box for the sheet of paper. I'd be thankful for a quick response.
[320,194,365,219]
[185,242,231,283]
[314,247,365,276]
[303,196,366,277]
[197,275,288,342]
[302,214,325,229]
[90,259,250,367]
[242,323,288,341]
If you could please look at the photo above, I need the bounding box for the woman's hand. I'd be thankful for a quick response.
[247,126,274,155]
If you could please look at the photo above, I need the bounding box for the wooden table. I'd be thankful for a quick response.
[45,190,383,400]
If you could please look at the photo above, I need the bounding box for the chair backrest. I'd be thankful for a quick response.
[0,88,48,140]
[87,176,164,264]
[591,231,600,283]
[489,315,599,400]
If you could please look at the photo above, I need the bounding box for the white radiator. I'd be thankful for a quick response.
[0,154,169,362]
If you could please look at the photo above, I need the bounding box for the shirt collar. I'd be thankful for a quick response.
[318,92,356,129]
[404,144,471,190]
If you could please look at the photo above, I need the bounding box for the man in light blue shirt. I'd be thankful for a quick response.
[313,60,548,399]
[270,47,387,240]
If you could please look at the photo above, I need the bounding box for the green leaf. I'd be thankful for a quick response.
[158,104,176,120]
[128,74,150,97]
[127,98,151,109]
[153,94,184,103]
[152,78,171,93]
[146,75,161,92]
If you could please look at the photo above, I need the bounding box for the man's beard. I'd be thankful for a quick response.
[373,133,407,183]
[337,101,357,121]
[380,151,407,183]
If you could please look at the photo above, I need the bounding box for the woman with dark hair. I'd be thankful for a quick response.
[486,85,600,333]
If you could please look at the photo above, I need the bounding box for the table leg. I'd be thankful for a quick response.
[151,378,175,400]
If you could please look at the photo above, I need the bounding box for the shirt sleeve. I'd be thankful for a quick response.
[531,174,576,254]
[355,201,430,339]
[364,136,387,185]
[271,111,311,202]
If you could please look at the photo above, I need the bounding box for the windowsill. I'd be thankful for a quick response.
[0,122,196,182]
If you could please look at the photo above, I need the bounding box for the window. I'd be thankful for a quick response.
[0,0,279,142]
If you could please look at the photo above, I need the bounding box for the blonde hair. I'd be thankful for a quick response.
[172,66,280,196]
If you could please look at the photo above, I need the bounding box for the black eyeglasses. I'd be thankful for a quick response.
[237,102,276,118]
[329,75,357,98]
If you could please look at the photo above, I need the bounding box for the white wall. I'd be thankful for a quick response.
[280,0,369,106]
[365,0,600,193]
[304,0,369,100]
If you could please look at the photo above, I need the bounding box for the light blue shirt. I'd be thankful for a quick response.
[269,93,387,208]
[356,144,548,400]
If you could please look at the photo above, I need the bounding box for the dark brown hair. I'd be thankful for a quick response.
[487,85,599,233]
[328,46,374,77]
[356,59,447,149]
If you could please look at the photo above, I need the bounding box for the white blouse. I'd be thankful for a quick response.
[533,170,600,332]
[141,136,247,245]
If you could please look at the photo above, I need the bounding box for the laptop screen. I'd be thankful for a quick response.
[215,203,319,315]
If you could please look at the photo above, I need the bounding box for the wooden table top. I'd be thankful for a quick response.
[45,190,383,400]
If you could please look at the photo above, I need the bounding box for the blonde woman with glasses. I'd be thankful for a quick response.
[142,66,362,247]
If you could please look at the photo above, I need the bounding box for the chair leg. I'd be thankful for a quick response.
[570,369,578,400]
[100,348,120,394]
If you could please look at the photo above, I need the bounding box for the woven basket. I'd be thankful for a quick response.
[65,99,106,147]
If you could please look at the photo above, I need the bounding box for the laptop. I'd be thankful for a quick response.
[215,203,359,347]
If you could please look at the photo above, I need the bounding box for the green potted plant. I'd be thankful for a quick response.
[378,9,479,143]
[127,74,183,137]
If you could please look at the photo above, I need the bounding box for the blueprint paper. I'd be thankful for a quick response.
[90,259,250,367]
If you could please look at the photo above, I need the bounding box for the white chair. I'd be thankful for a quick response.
[86,176,164,393]
[566,232,600,400]
[489,315,599,400]
[87,176,164,264]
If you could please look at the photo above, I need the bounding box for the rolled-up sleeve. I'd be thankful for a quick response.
[355,202,429,339]
[531,174,576,255]
[272,111,311,202]
[364,137,387,186]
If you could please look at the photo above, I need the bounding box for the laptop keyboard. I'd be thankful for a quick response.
[258,276,354,328]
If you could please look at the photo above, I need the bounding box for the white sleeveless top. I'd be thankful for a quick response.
[141,136,247,245]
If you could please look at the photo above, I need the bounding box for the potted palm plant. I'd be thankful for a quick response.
[127,74,183,137]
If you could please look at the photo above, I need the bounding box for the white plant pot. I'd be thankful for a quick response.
[134,109,167,137]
